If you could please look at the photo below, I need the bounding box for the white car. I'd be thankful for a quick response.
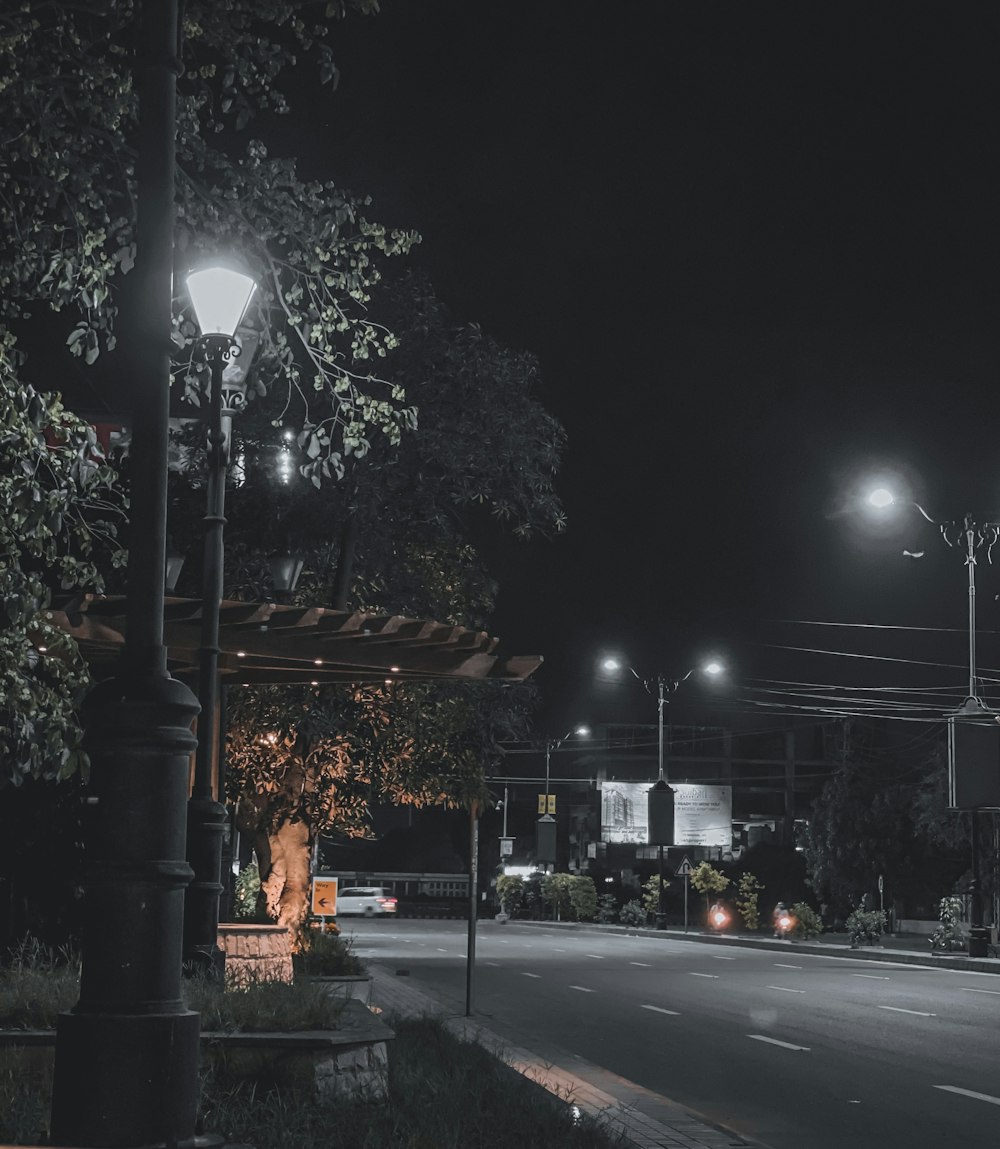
[335,886,398,917]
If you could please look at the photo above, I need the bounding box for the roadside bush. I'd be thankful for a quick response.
[845,895,885,947]
[640,874,670,920]
[930,895,965,952]
[789,901,823,941]
[595,893,617,924]
[568,876,598,921]
[293,930,364,977]
[541,873,574,920]
[496,875,525,918]
[619,899,646,928]
[736,872,764,930]
[184,969,345,1032]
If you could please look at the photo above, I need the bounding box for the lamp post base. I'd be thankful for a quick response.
[968,926,990,958]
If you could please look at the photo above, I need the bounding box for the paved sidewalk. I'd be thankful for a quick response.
[367,962,765,1149]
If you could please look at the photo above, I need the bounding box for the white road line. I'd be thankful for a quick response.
[521,972,541,979]
[484,961,501,967]
[569,985,595,993]
[852,973,889,980]
[767,985,805,994]
[960,987,1000,996]
[585,954,605,959]
[690,972,719,979]
[630,961,652,967]
[641,1004,680,1016]
[554,948,567,952]
[747,1035,810,1052]
[935,1085,1000,1106]
[435,948,448,952]
[711,955,736,960]
[878,1005,935,1017]
[774,963,802,969]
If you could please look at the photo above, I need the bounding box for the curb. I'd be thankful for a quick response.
[506,920,1000,974]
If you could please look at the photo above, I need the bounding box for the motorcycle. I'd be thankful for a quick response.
[774,911,795,939]
[709,904,730,932]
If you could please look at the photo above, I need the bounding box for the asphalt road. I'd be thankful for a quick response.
[342,917,1000,1149]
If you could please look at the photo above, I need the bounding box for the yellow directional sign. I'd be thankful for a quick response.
[311,877,338,917]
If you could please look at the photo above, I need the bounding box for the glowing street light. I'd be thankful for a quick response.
[601,655,726,928]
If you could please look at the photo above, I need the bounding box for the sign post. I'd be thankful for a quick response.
[675,855,694,933]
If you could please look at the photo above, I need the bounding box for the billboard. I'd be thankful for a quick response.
[600,783,731,847]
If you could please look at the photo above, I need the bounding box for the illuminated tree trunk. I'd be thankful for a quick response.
[256,818,311,940]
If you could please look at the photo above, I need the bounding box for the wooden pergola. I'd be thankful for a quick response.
[51,594,543,686]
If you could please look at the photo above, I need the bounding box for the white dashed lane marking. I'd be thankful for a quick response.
[711,954,736,960]
[690,973,719,979]
[641,1004,680,1016]
[747,1035,810,1052]
[630,962,652,967]
[878,1005,935,1017]
[767,985,805,994]
[960,987,1000,996]
[935,1086,1000,1106]
[774,963,802,969]
[521,972,541,979]
[484,961,500,967]
[585,954,605,959]
[569,985,595,993]
[852,974,889,980]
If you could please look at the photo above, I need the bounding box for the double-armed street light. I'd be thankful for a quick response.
[865,486,998,958]
[536,726,591,870]
[181,262,259,973]
[601,657,724,928]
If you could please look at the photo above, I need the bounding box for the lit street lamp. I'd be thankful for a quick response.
[865,487,997,958]
[182,261,258,973]
[537,726,590,871]
[602,657,724,928]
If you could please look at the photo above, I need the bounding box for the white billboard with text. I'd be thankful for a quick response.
[600,782,731,846]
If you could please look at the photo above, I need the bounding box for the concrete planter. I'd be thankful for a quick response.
[1,1002,393,1107]
[305,973,374,1005]
[202,999,394,1103]
[218,922,293,983]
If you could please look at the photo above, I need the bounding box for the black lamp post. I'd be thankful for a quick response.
[270,551,305,602]
[181,263,258,973]
[866,489,1000,958]
[50,2,207,1145]
[603,657,724,929]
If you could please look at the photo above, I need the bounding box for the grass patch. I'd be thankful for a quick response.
[183,969,347,1033]
[202,1015,626,1149]
[0,937,80,1030]
[1,1017,626,1147]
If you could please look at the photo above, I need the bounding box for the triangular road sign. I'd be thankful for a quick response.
[674,855,694,877]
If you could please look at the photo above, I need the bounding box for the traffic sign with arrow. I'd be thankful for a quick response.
[674,855,694,878]
[311,877,338,916]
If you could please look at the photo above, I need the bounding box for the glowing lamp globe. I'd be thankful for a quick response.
[186,265,257,337]
[868,488,894,509]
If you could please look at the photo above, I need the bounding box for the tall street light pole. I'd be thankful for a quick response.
[867,489,998,958]
[182,264,258,973]
[50,3,207,1145]
[603,657,724,929]
[536,727,590,874]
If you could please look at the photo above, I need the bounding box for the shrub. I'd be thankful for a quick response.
[689,862,729,915]
[183,969,346,1032]
[568,876,598,921]
[640,874,670,919]
[845,895,885,947]
[930,895,966,952]
[496,875,525,917]
[619,899,646,927]
[595,893,617,924]
[736,872,764,930]
[293,930,364,977]
[789,901,824,941]
[540,873,574,920]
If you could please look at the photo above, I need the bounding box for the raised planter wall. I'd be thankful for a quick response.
[218,922,293,983]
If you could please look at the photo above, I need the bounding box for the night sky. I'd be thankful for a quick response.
[287,3,1000,731]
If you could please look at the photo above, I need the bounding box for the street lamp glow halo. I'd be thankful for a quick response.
[186,264,258,337]
[702,660,724,677]
[867,487,895,509]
